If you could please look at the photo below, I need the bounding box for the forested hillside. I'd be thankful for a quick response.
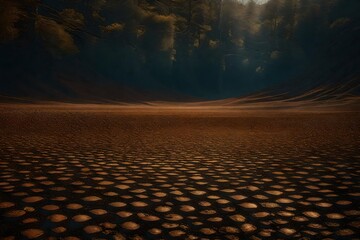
[0,0,359,101]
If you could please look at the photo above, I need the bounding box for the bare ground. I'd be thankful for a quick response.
[0,104,359,239]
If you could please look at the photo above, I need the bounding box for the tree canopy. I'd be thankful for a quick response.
[0,0,359,100]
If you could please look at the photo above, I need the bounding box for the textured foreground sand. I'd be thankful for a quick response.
[0,105,359,239]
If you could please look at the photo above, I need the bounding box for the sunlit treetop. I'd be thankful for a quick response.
[237,0,269,4]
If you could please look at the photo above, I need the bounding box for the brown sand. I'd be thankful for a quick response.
[0,104,359,239]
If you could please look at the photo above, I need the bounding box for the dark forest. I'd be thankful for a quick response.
[0,0,359,101]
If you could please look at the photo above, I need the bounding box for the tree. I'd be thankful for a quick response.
[0,0,22,42]
[262,0,281,36]
[279,0,298,40]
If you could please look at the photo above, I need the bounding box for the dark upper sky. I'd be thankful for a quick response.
[0,0,359,101]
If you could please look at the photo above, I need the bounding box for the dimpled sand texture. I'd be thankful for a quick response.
[0,106,359,239]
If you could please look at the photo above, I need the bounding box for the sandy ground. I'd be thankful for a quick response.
[0,104,359,239]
